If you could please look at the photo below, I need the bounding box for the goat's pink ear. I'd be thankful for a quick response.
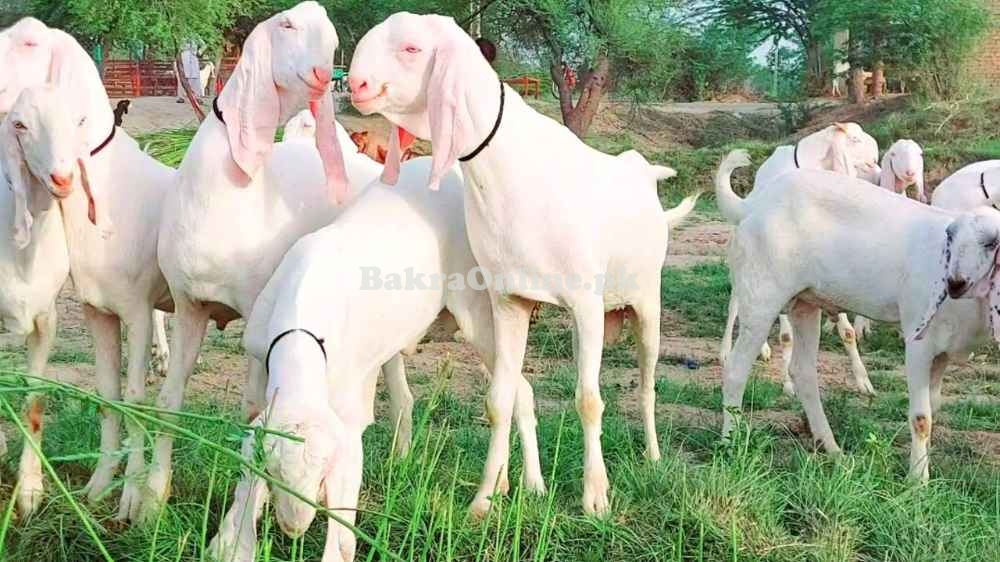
[310,95,350,205]
[424,37,475,191]
[219,23,280,181]
[1,120,32,249]
[380,126,415,185]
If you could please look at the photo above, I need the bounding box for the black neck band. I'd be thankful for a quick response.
[264,328,327,374]
[459,79,505,163]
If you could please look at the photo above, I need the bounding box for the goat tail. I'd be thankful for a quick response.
[650,165,678,182]
[663,191,701,230]
[715,149,752,224]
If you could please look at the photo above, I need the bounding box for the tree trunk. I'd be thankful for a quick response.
[175,51,206,122]
[804,38,826,96]
[871,60,885,98]
[550,53,610,138]
[849,68,866,104]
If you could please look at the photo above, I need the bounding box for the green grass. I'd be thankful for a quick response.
[660,262,731,339]
[2,364,998,562]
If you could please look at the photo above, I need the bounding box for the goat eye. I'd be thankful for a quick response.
[13,121,26,131]
[23,41,37,48]
[78,117,87,127]
[280,19,295,30]
[403,45,421,54]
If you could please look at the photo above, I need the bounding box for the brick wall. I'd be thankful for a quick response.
[968,0,1000,84]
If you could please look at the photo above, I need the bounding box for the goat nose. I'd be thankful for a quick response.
[348,76,368,94]
[312,66,331,84]
[947,277,969,298]
[50,173,73,188]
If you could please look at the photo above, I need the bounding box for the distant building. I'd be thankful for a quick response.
[968,0,1000,85]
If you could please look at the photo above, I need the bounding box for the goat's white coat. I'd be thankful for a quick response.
[0,19,176,518]
[349,12,698,515]
[878,139,926,202]
[931,160,1000,211]
[148,1,407,523]
[716,149,1000,482]
[720,125,880,397]
[209,159,544,562]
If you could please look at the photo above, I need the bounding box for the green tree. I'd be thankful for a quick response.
[707,0,829,95]
[818,0,989,101]
[487,0,684,138]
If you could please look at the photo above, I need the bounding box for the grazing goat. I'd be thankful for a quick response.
[716,149,1000,482]
[148,1,412,523]
[0,18,175,519]
[350,12,698,516]
[722,123,881,397]
[209,159,543,562]
[931,161,1000,211]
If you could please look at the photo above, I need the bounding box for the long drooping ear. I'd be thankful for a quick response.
[424,33,476,191]
[879,150,896,191]
[824,129,854,177]
[218,23,280,181]
[311,94,350,205]
[1,120,33,249]
[380,126,415,185]
[909,223,953,341]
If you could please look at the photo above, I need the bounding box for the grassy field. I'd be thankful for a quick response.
[2,98,1000,561]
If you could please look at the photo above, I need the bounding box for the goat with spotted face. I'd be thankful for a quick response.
[350,12,698,516]
[0,18,179,520]
[717,149,1000,483]
[150,1,415,524]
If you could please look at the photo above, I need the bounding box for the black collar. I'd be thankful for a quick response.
[981,171,1000,211]
[459,79,505,162]
[793,142,801,168]
[89,123,116,157]
[213,97,225,124]
[265,328,327,374]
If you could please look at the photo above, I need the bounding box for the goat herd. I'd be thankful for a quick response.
[1,3,999,560]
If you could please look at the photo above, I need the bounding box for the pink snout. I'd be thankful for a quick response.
[312,66,331,84]
[50,172,73,196]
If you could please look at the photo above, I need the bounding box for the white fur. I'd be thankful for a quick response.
[721,126,881,397]
[283,109,317,140]
[931,160,1000,211]
[209,159,545,562]
[0,19,176,519]
[716,149,1000,482]
[349,12,699,516]
[147,2,408,523]
[879,139,926,203]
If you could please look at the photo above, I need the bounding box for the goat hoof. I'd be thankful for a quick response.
[116,480,144,522]
[758,342,772,362]
[468,497,492,520]
[582,472,610,516]
[16,476,44,518]
[523,473,547,495]
[782,380,797,397]
[83,466,116,504]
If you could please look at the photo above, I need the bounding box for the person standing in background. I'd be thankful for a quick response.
[175,41,202,103]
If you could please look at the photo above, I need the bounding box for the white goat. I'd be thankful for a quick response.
[716,149,1000,482]
[283,108,317,140]
[0,19,177,519]
[721,123,881,397]
[0,19,69,498]
[931,161,1000,211]
[349,12,698,516]
[209,159,545,562]
[148,1,413,523]
[878,139,926,202]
